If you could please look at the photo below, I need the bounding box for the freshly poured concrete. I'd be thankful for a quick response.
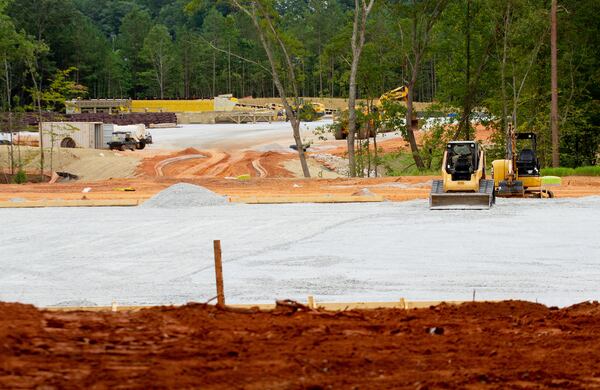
[1,197,599,307]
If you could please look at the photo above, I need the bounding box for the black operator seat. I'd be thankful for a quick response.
[516,148,537,173]
[454,154,472,172]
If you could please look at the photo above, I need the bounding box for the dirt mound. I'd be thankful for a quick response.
[563,300,600,316]
[0,145,141,181]
[141,182,228,208]
[1,301,599,388]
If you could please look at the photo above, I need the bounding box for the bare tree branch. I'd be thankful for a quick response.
[199,34,272,75]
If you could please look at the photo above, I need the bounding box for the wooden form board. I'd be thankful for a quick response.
[229,195,385,204]
[0,199,140,208]
[44,299,478,313]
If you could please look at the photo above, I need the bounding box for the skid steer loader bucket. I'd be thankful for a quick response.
[429,179,495,210]
[429,192,494,210]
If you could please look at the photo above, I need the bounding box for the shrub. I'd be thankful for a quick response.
[298,104,319,122]
[13,169,27,184]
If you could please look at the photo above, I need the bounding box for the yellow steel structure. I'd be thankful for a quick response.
[131,100,215,113]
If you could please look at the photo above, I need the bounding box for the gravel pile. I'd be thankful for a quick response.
[141,183,229,209]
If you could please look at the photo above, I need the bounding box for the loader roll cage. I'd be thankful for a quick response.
[445,141,479,181]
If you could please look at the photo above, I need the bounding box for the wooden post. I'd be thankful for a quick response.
[399,298,407,310]
[213,240,225,307]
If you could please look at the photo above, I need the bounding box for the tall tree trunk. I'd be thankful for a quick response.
[31,72,44,180]
[4,58,15,174]
[331,57,334,98]
[228,40,232,93]
[459,0,472,140]
[550,0,559,167]
[406,73,424,169]
[347,0,375,177]
[452,19,498,141]
[405,7,425,170]
[318,27,323,97]
[403,0,448,168]
[212,45,216,97]
[232,1,310,177]
[501,3,510,159]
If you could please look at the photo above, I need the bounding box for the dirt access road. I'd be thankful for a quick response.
[138,120,354,180]
[1,301,599,388]
[1,176,599,204]
[2,120,599,201]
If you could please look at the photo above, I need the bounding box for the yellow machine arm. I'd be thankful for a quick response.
[379,86,409,103]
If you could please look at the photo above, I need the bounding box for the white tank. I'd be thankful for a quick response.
[112,124,148,141]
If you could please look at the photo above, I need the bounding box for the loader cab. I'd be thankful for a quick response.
[515,133,540,176]
[445,141,479,181]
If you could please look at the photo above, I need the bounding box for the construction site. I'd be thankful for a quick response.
[1,94,600,387]
[1,0,600,384]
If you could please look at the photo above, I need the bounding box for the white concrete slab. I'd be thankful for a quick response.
[0,197,598,307]
[149,119,333,151]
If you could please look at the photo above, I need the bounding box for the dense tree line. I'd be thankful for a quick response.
[0,0,598,167]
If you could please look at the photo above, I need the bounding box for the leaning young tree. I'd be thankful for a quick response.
[347,0,375,177]
[189,0,310,177]
[399,0,448,169]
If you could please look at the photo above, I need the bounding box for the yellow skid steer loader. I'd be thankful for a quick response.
[429,141,495,210]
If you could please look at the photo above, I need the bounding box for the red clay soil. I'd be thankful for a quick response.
[1,176,600,203]
[1,301,600,389]
[136,148,294,179]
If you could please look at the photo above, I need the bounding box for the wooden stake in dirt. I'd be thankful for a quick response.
[213,240,225,307]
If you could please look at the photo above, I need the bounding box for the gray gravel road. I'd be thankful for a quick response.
[1,196,598,307]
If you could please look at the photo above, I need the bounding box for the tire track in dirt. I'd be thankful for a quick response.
[252,159,268,178]
[143,149,297,179]
[154,154,206,176]
[195,152,231,177]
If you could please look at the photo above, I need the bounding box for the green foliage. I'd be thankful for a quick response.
[379,101,407,136]
[12,168,27,184]
[540,166,600,177]
[382,151,440,176]
[574,166,600,176]
[34,67,87,112]
[540,167,574,177]
[297,104,318,122]
[140,24,173,98]
[0,0,597,171]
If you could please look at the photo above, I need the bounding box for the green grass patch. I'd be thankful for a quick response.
[573,166,600,176]
[540,167,575,176]
[382,151,440,176]
[540,166,600,176]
